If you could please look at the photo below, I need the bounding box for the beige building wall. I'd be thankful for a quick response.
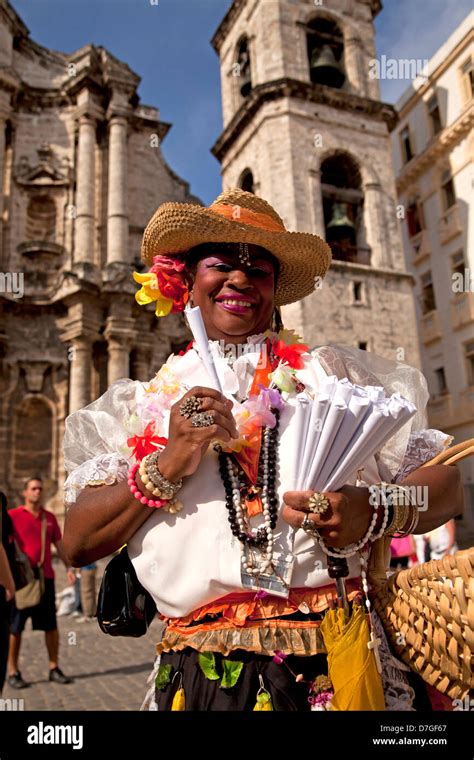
[391,13,474,544]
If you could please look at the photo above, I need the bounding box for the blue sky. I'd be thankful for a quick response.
[12,0,472,205]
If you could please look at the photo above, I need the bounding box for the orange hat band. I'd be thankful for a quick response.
[209,202,285,234]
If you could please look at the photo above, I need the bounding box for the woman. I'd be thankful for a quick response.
[63,189,464,711]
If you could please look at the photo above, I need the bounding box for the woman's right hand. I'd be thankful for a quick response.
[156,386,239,482]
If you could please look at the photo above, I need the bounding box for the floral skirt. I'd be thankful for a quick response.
[154,647,329,711]
[153,646,433,712]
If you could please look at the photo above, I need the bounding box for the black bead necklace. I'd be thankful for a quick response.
[217,408,280,548]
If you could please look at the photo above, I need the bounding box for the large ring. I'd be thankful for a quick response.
[300,513,321,538]
[179,395,201,418]
[308,492,330,515]
[190,411,215,428]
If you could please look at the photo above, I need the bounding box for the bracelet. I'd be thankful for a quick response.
[128,463,184,514]
[128,464,168,509]
[395,504,420,537]
[139,451,182,500]
[315,493,382,559]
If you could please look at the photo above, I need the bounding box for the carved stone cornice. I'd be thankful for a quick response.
[56,295,102,343]
[212,77,397,161]
[14,141,73,187]
[395,106,474,195]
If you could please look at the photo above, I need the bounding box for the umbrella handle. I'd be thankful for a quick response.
[327,556,350,618]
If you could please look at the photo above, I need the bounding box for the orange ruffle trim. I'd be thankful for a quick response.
[157,581,362,656]
[160,580,361,634]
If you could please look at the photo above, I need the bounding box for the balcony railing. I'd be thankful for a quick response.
[420,309,442,344]
[439,204,462,245]
[451,292,474,330]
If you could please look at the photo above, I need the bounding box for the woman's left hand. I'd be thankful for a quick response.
[282,486,375,548]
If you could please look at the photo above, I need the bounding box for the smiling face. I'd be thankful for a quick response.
[188,243,277,344]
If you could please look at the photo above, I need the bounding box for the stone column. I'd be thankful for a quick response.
[0,116,6,266]
[308,167,326,238]
[364,181,389,269]
[106,114,129,265]
[69,336,93,413]
[344,36,365,96]
[74,115,97,265]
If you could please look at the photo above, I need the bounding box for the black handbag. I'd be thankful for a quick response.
[11,540,35,592]
[96,547,157,637]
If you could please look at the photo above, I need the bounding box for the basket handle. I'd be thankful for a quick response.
[420,437,474,468]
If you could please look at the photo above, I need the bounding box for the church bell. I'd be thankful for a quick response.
[326,202,356,244]
[310,44,345,88]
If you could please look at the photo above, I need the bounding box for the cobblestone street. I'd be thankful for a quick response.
[2,559,162,711]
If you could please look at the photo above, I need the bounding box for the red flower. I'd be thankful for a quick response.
[156,271,189,313]
[127,422,167,461]
[150,255,186,274]
[272,340,309,369]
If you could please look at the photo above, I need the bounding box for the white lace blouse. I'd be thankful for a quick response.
[63,338,451,618]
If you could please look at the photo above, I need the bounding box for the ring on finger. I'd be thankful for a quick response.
[300,513,321,538]
[179,395,202,418]
[308,491,330,516]
[190,411,215,428]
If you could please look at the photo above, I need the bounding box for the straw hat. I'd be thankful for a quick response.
[141,188,332,306]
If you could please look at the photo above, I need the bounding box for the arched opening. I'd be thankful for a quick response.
[307,16,345,89]
[26,194,56,241]
[235,37,252,99]
[320,152,370,264]
[13,397,53,481]
[239,169,255,193]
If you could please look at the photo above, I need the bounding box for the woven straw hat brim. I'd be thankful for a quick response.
[141,203,332,306]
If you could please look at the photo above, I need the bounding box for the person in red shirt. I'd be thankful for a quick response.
[7,477,76,689]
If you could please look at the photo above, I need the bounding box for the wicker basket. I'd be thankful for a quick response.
[371,438,474,701]
[373,547,474,700]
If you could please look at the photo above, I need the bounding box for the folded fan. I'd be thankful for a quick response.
[291,377,417,493]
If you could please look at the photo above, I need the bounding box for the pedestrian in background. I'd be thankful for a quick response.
[7,477,76,689]
[0,492,15,695]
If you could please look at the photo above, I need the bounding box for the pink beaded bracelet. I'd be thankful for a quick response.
[127,463,168,509]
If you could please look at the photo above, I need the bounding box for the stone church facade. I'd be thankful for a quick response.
[0,0,196,513]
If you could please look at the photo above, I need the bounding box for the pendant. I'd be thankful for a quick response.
[240,548,295,598]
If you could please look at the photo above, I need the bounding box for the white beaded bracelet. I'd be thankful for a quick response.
[315,496,383,559]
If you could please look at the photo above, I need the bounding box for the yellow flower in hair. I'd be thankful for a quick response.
[133,271,174,318]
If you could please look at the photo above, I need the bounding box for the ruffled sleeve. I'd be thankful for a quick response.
[63,379,144,507]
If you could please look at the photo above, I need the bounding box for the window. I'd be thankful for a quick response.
[465,340,474,386]
[400,126,413,163]
[420,271,436,313]
[451,250,465,277]
[358,341,367,351]
[460,57,473,101]
[427,95,442,136]
[239,169,255,193]
[320,152,366,263]
[235,38,252,99]
[434,367,448,395]
[353,281,363,302]
[441,170,456,211]
[307,16,345,89]
[406,200,424,237]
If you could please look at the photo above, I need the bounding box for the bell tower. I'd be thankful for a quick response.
[211,0,422,366]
